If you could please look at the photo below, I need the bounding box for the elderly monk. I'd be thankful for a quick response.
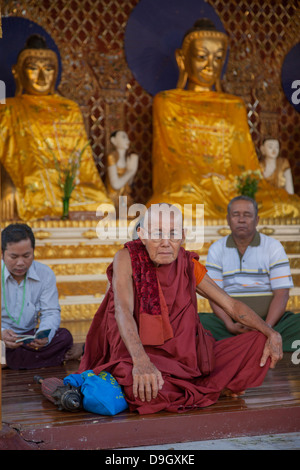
[79,203,282,414]
[0,34,112,221]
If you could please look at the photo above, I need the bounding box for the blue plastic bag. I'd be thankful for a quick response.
[63,370,128,416]
[64,370,94,387]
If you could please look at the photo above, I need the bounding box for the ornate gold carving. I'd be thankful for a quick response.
[60,303,100,321]
[34,230,51,239]
[289,258,300,270]
[281,241,300,254]
[218,228,231,236]
[57,281,108,297]
[49,262,111,276]
[82,229,98,239]
[287,297,300,314]
[291,275,300,286]
[34,243,122,259]
[259,227,275,236]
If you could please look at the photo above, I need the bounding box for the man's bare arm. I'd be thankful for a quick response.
[265,288,289,327]
[112,249,164,401]
[197,274,283,368]
[208,299,251,335]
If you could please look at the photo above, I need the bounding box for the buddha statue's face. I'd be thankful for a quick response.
[21,55,56,95]
[176,32,227,92]
[13,49,58,96]
[184,37,225,91]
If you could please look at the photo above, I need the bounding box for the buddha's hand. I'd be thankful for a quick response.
[132,357,164,402]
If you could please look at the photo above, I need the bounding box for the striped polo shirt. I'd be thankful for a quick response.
[206,232,294,317]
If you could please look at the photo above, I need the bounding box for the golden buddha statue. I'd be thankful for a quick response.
[105,130,139,215]
[0,34,112,221]
[260,137,294,195]
[148,19,300,220]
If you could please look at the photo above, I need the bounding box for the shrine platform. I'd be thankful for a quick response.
[1,353,299,450]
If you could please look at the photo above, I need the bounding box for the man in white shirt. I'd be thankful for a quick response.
[201,196,299,352]
[1,223,73,369]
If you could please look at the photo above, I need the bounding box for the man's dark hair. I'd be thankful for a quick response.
[1,223,35,252]
[227,195,258,217]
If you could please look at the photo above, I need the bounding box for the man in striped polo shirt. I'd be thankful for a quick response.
[200,195,300,351]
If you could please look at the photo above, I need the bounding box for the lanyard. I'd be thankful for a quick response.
[1,265,27,325]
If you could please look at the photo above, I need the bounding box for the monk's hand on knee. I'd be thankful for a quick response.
[132,359,164,402]
[260,331,283,369]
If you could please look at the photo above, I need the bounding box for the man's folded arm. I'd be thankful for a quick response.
[196,274,283,368]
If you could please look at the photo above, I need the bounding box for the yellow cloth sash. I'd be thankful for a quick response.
[0,94,112,220]
[149,89,300,220]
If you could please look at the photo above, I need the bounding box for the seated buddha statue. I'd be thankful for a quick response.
[148,18,300,220]
[0,34,112,221]
[260,137,294,195]
[105,130,139,215]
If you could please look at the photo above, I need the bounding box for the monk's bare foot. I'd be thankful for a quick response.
[221,388,245,398]
[64,343,84,361]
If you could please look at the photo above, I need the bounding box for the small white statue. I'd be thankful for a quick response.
[105,130,139,212]
[260,138,294,195]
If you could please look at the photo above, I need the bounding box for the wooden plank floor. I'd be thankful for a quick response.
[1,353,300,450]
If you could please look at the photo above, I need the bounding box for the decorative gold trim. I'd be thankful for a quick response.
[34,243,122,259]
[60,303,99,321]
[3,217,300,230]
[259,227,275,235]
[290,258,300,269]
[281,241,300,254]
[82,229,98,239]
[34,230,51,239]
[49,262,111,276]
[217,228,231,236]
[57,280,108,296]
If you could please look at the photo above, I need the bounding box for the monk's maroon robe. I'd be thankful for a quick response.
[79,241,270,414]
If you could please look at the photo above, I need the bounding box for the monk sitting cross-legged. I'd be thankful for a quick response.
[78,203,282,414]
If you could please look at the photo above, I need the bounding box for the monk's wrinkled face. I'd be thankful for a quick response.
[138,207,185,266]
[21,56,56,95]
[183,37,225,90]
